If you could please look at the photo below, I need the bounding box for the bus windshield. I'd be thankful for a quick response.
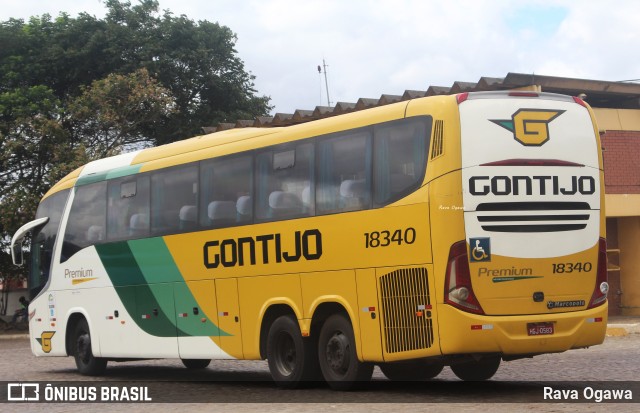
[29,189,69,298]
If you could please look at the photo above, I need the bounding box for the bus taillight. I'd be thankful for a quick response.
[588,238,609,309]
[573,96,588,108]
[445,241,485,315]
[456,93,469,104]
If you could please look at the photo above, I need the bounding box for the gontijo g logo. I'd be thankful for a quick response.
[491,109,565,146]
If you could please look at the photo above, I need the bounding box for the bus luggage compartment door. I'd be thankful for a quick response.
[215,278,244,359]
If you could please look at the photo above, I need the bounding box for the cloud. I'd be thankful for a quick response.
[2,0,639,114]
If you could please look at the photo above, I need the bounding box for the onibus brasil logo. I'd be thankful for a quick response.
[491,109,565,146]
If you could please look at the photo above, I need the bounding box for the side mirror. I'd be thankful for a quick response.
[11,241,24,266]
[10,217,49,268]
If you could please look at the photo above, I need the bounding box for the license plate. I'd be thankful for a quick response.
[527,322,554,336]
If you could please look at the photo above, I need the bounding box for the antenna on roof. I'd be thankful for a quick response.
[318,59,332,107]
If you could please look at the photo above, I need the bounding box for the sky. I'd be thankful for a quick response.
[1,0,639,116]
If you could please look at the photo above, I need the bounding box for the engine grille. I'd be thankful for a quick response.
[475,201,591,233]
[379,268,434,353]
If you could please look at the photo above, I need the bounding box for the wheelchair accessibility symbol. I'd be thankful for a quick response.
[470,238,491,262]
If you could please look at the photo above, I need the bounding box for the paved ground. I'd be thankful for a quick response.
[1,317,638,412]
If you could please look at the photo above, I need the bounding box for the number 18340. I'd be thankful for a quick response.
[364,228,416,248]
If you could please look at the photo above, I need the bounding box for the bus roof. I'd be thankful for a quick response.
[42,96,432,201]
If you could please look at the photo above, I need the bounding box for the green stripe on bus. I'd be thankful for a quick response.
[106,164,143,180]
[96,242,146,287]
[76,164,142,187]
[75,171,109,187]
[95,241,177,337]
[128,237,183,284]
[96,240,229,337]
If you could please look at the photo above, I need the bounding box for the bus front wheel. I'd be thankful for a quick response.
[318,314,373,390]
[266,315,319,388]
[72,318,107,376]
[450,356,501,381]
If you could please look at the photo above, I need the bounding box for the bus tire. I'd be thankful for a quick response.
[266,315,320,388]
[379,359,444,381]
[318,314,373,390]
[181,359,211,369]
[450,356,501,381]
[72,318,107,376]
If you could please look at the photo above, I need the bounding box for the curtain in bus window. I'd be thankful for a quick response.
[199,161,215,227]
[317,142,335,211]
[373,118,430,206]
[61,182,107,262]
[255,152,272,221]
[375,136,391,203]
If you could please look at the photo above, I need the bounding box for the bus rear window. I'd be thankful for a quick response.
[374,117,431,206]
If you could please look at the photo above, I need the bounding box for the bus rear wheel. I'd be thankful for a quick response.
[72,318,107,376]
[318,314,373,390]
[450,356,501,381]
[379,359,444,381]
[181,359,211,369]
[266,315,320,388]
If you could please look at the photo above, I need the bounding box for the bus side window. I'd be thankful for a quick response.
[317,130,372,214]
[151,165,198,236]
[62,181,107,262]
[107,176,150,241]
[200,155,253,228]
[374,117,431,206]
[256,143,313,221]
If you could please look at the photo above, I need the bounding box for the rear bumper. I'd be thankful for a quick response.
[438,303,608,356]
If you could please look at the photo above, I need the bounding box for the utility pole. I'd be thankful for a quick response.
[317,59,332,107]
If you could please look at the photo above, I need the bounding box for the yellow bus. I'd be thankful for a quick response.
[11,91,608,390]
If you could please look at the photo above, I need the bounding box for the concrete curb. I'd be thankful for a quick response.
[0,333,29,340]
[607,323,640,337]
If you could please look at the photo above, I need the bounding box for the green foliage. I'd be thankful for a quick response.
[68,68,177,158]
[0,86,69,231]
[0,1,271,281]
[0,0,271,143]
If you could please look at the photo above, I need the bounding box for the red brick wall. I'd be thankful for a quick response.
[602,130,640,194]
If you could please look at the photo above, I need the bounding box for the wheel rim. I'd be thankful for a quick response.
[274,332,296,376]
[76,331,91,364]
[325,331,350,375]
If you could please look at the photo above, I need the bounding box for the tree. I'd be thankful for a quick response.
[68,68,177,158]
[0,0,271,282]
[0,0,271,144]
